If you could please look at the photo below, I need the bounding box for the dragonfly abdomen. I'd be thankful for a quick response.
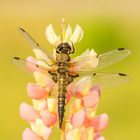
[58,73,68,128]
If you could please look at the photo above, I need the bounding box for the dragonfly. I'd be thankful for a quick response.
[13,27,131,129]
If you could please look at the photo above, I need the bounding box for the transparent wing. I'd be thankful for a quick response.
[68,48,130,75]
[68,49,99,73]
[18,28,55,66]
[95,48,131,70]
[68,72,130,97]
[12,57,51,74]
[90,72,129,89]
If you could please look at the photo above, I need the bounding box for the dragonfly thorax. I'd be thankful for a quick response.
[56,53,70,63]
[56,43,73,54]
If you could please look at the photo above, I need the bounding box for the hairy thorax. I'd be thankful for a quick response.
[56,53,70,64]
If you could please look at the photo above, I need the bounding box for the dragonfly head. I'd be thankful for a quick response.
[56,43,75,54]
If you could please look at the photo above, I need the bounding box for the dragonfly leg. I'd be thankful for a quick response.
[48,71,58,83]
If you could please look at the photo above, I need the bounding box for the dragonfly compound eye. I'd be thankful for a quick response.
[56,43,72,54]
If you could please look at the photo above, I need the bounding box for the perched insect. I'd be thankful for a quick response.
[13,23,130,129]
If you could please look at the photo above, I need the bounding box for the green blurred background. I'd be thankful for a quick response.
[0,0,140,139]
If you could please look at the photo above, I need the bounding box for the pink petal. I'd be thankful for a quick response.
[22,128,43,140]
[86,113,109,132]
[70,109,85,128]
[26,56,37,63]
[41,110,57,127]
[45,76,54,92]
[66,93,71,104]
[82,90,99,108]
[27,83,48,99]
[94,132,101,139]
[94,132,106,140]
[89,85,100,95]
[19,103,41,122]
[26,57,38,72]
[95,136,105,140]
[67,83,76,96]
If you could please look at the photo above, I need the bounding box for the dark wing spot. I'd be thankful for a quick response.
[118,73,127,76]
[14,57,20,60]
[96,54,99,58]
[36,64,39,68]
[93,73,96,76]
[118,48,125,50]
[76,74,79,77]
[36,43,39,46]
[19,27,25,32]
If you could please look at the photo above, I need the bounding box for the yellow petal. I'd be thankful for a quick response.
[81,127,94,140]
[70,24,83,44]
[66,128,81,140]
[65,121,73,134]
[33,72,47,87]
[47,98,57,113]
[85,108,96,120]
[32,99,47,112]
[70,99,82,114]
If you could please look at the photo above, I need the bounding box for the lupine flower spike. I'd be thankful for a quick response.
[14,19,130,140]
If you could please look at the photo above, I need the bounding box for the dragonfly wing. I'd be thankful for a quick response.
[95,48,131,71]
[68,49,99,73]
[71,72,130,94]
[12,57,51,74]
[18,28,55,66]
[91,72,130,89]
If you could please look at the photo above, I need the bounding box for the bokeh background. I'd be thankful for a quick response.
[0,0,140,139]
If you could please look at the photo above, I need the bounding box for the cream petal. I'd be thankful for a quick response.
[33,72,48,87]
[81,127,94,140]
[72,49,90,61]
[66,128,81,140]
[70,99,82,114]
[75,76,92,97]
[31,119,52,140]
[33,49,54,66]
[47,98,57,113]
[70,24,83,44]
[33,49,54,68]
[64,24,72,42]
[70,49,99,73]
[45,24,60,45]
[33,72,54,91]
[32,99,48,112]
[89,49,99,68]
[65,121,73,134]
